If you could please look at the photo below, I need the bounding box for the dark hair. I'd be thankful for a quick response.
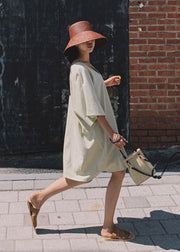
[65,46,79,64]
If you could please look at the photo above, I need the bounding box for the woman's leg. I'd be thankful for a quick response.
[29,177,87,209]
[101,170,126,236]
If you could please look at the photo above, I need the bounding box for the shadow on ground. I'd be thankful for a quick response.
[36,210,180,251]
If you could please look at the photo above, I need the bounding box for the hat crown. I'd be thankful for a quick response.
[69,21,92,39]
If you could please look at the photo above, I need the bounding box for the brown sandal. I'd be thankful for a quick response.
[102,227,135,241]
[26,197,40,230]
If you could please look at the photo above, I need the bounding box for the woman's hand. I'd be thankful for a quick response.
[110,133,128,150]
[104,75,121,87]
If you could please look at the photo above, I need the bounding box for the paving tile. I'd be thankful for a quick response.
[34,225,60,239]
[98,238,127,251]
[98,209,121,224]
[85,224,102,238]
[147,195,175,207]
[123,196,150,208]
[150,185,177,195]
[0,227,6,240]
[0,181,12,190]
[0,203,8,214]
[169,206,180,219]
[120,208,146,220]
[128,185,153,196]
[96,177,109,187]
[70,238,99,252]
[161,219,180,234]
[116,197,126,209]
[18,190,37,201]
[160,176,180,185]
[13,180,34,190]
[9,202,28,214]
[25,213,49,227]
[134,221,165,235]
[55,200,80,212]
[15,240,43,252]
[0,214,24,227]
[0,240,14,252]
[173,184,180,194]
[40,201,56,213]
[120,187,130,197]
[49,212,74,225]
[73,211,100,225]
[151,234,180,251]
[34,180,54,189]
[77,179,99,188]
[62,188,86,200]
[171,195,180,206]
[85,188,106,199]
[0,191,18,202]
[60,225,86,239]
[7,226,32,239]
[43,239,71,252]
[126,236,155,251]
[79,199,104,211]
[143,207,175,220]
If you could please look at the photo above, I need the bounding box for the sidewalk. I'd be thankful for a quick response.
[0,171,180,252]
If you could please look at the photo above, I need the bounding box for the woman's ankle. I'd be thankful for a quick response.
[30,192,42,209]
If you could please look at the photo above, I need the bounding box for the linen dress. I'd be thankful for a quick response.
[63,62,126,182]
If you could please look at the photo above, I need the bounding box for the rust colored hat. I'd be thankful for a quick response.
[64,21,107,54]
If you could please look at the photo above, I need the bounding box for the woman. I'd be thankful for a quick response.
[27,21,135,241]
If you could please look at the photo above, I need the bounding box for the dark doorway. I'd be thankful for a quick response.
[0,0,129,158]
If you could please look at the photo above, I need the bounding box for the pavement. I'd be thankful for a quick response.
[0,170,180,252]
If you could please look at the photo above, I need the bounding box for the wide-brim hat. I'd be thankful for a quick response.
[64,21,107,55]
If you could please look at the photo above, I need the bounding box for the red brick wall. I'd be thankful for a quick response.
[129,0,180,149]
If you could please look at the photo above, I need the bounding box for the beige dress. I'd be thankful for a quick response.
[63,62,126,182]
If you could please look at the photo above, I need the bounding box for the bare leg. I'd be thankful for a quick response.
[101,170,126,236]
[29,177,88,209]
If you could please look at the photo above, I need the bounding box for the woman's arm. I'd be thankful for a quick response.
[97,115,127,150]
[104,76,121,87]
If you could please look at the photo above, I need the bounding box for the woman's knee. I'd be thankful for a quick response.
[111,169,126,181]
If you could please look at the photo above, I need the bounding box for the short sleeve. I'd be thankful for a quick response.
[70,65,105,132]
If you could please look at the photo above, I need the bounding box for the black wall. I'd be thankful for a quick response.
[0,0,129,155]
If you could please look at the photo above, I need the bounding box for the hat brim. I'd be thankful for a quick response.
[64,30,107,54]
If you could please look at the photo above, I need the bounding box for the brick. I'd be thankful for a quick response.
[147,195,176,207]
[134,220,165,235]
[79,199,104,211]
[123,196,150,209]
[151,234,180,251]
[0,214,24,227]
[34,180,54,189]
[0,203,8,214]
[0,181,12,190]
[9,202,28,214]
[0,191,18,202]
[128,186,153,197]
[7,226,32,239]
[49,212,74,225]
[73,211,100,225]
[150,185,177,195]
[0,241,14,252]
[43,239,70,252]
[85,188,106,199]
[15,240,43,252]
[55,200,80,212]
[62,188,86,200]
[13,180,34,190]
[120,208,146,220]
[98,238,127,251]
[171,195,180,206]
[71,239,99,251]
[59,224,86,239]
[126,236,154,251]
[0,227,6,240]
[40,201,55,213]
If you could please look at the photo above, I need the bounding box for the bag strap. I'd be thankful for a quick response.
[120,149,180,180]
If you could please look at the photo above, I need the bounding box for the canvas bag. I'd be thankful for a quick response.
[120,148,157,186]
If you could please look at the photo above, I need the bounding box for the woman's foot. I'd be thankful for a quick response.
[26,196,40,230]
[101,225,135,241]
